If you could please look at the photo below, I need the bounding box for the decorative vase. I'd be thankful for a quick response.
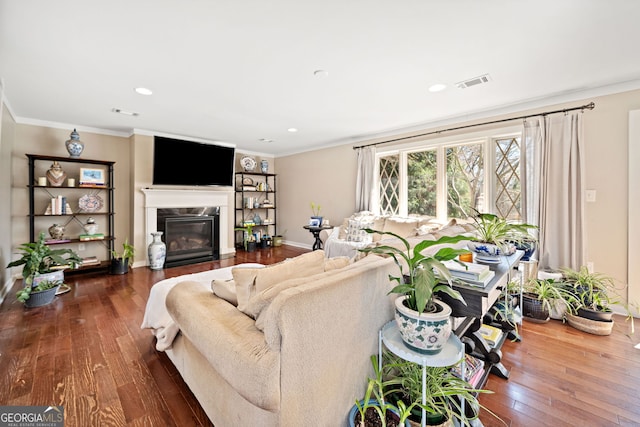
[83,217,98,235]
[260,159,268,173]
[65,128,84,158]
[46,161,67,187]
[394,296,452,355]
[148,232,166,270]
[48,223,65,239]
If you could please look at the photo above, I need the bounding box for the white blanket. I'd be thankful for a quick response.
[141,263,264,351]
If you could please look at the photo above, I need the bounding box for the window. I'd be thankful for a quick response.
[376,128,523,221]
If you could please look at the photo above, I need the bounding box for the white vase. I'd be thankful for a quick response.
[148,232,166,270]
[394,296,452,355]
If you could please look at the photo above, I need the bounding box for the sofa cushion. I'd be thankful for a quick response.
[324,256,351,271]
[233,250,326,315]
[382,217,420,238]
[211,279,238,306]
[166,281,280,411]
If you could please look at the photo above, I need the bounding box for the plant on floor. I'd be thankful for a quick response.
[7,232,81,285]
[561,266,618,315]
[111,239,135,265]
[522,278,577,322]
[16,278,62,303]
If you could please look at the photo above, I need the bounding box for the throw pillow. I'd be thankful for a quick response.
[233,250,326,314]
[211,279,238,306]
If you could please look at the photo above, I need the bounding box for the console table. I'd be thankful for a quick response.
[437,251,523,383]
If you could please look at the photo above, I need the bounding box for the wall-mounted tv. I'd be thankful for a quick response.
[152,136,235,187]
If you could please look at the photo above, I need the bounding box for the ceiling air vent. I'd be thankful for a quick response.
[456,74,491,89]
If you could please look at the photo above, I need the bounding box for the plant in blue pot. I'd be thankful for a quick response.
[360,230,470,355]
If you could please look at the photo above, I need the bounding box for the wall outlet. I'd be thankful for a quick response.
[78,243,86,251]
[585,189,597,202]
[586,261,594,273]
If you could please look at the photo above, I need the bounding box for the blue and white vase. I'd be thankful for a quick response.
[148,232,166,270]
[260,159,268,173]
[65,128,84,158]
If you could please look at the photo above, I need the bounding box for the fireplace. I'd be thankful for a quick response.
[157,207,220,268]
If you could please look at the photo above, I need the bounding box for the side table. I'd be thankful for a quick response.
[379,321,465,427]
[303,225,332,250]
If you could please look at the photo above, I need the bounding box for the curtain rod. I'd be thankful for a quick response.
[352,101,595,150]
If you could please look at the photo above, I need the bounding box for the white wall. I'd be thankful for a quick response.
[0,100,16,302]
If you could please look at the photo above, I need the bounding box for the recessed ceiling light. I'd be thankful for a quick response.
[134,87,153,96]
[287,128,298,133]
[112,108,139,116]
[428,84,447,93]
[313,70,329,78]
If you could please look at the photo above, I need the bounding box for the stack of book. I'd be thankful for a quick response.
[80,256,100,266]
[44,195,73,215]
[443,260,495,287]
[478,323,504,348]
[451,354,485,388]
[79,233,105,241]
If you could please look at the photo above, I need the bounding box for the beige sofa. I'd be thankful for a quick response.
[159,251,399,427]
[322,211,476,259]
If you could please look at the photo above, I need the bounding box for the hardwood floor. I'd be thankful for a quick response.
[1,246,639,426]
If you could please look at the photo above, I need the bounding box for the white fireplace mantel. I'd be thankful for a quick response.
[141,188,234,257]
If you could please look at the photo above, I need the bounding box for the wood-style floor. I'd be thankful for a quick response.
[1,246,639,426]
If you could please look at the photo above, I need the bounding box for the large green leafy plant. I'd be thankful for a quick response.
[7,232,81,285]
[360,230,470,314]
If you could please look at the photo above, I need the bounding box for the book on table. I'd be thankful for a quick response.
[443,260,492,280]
[452,270,496,288]
[79,233,105,241]
[478,323,504,348]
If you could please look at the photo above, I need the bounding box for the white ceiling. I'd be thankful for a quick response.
[2,0,640,156]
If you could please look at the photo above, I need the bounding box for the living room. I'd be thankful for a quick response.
[2,2,640,426]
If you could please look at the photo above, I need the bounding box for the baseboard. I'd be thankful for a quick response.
[283,240,312,250]
[0,275,17,306]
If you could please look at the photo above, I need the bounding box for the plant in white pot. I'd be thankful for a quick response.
[7,232,81,286]
[468,212,537,262]
[361,230,470,355]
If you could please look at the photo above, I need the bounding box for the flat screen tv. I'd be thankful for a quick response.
[153,136,235,186]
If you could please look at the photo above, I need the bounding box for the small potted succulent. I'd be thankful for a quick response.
[361,230,470,354]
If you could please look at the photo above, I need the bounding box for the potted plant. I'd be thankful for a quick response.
[348,355,413,427]
[381,352,494,427]
[110,239,135,275]
[310,201,323,226]
[235,224,257,252]
[16,278,63,308]
[521,278,576,323]
[7,232,81,286]
[468,212,537,262]
[361,230,470,354]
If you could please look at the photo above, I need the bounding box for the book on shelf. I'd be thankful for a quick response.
[44,196,73,215]
[478,323,504,348]
[451,353,485,386]
[80,256,100,266]
[79,233,105,241]
[45,238,71,244]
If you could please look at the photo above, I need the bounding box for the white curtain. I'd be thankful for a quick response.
[355,146,376,212]
[524,112,585,271]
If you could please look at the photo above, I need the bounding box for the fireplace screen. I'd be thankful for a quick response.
[157,207,220,267]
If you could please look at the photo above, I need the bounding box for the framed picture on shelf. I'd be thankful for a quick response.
[309,218,321,227]
[79,168,105,186]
